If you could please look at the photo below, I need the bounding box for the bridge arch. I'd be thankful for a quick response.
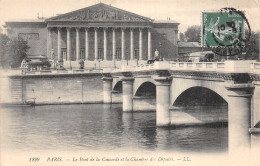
[171,85,228,131]
[171,78,229,106]
[172,86,227,106]
[113,80,122,92]
[133,77,156,97]
[134,81,156,97]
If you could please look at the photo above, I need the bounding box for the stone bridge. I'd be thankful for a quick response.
[102,61,260,151]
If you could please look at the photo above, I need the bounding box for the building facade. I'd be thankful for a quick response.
[177,42,202,61]
[5,3,179,68]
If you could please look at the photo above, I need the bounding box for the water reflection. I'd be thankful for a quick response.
[1,104,227,153]
[122,112,158,150]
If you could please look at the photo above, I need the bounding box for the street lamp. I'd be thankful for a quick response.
[136,51,139,66]
[98,59,102,69]
[159,42,162,59]
[114,54,116,68]
[69,57,72,70]
[126,50,129,66]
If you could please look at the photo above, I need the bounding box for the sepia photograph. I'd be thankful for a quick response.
[0,0,260,165]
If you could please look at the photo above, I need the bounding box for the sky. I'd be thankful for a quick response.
[0,0,260,33]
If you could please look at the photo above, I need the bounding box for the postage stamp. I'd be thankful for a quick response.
[202,9,245,47]
[202,8,251,56]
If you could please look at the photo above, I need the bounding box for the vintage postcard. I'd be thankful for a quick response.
[0,0,260,166]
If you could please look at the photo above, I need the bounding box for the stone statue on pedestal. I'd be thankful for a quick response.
[154,49,159,60]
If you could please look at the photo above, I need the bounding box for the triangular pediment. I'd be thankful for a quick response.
[47,3,152,22]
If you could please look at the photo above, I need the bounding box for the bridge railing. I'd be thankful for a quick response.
[251,62,260,73]
[8,68,104,76]
[170,62,225,72]
[113,60,259,73]
[8,61,260,75]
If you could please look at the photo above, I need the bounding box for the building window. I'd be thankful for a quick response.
[61,49,67,61]
[18,33,39,40]
[98,48,103,60]
[116,49,121,60]
[80,49,85,60]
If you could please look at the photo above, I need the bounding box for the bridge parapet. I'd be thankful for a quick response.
[251,62,260,73]
[170,62,225,72]
[112,60,259,74]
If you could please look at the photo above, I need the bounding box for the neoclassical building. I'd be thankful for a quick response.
[5,3,179,68]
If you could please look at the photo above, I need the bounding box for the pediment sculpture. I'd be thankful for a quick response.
[51,6,149,22]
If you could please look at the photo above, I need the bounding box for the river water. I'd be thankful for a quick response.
[1,104,228,153]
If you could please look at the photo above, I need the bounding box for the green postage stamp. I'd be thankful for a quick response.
[202,10,245,48]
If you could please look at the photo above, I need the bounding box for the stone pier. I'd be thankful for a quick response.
[102,77,113,104]
[122,77,134,112]
[226,84,254,152]
[154,76,172,126]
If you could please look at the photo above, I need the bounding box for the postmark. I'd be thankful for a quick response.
[202,8,251,56]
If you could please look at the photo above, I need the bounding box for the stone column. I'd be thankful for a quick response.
[121,27,125,60]
[139,28,143,60]
[122,77,134,112]
[148,28,152,60]
[66,27,71,61]
[130,28,134,60]
[112,28,116,61]
[103,27,107,60]
[85,27,89,60]
[47,27,52,59]
[102,77,113,104]
[226,84,254,152]
[154,77,172,126]
[57,27,62,62]
[94,27,98,60]
[76,27,80,61]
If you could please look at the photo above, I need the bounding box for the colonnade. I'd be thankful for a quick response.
[47,27,152,62]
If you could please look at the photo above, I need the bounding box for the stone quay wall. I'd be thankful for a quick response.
[2,73,121,105]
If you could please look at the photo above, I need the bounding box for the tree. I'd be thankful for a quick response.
[184,25,201,42]
[179,32,186,42]
[0,33,30,69]
[244,30,259,60]
[7,38,30,68]
[0,33,11,68]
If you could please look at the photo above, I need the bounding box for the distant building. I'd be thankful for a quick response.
[4,3,179,68]
[177,42,203,61]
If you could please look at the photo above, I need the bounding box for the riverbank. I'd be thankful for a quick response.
[0,71,121,105]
